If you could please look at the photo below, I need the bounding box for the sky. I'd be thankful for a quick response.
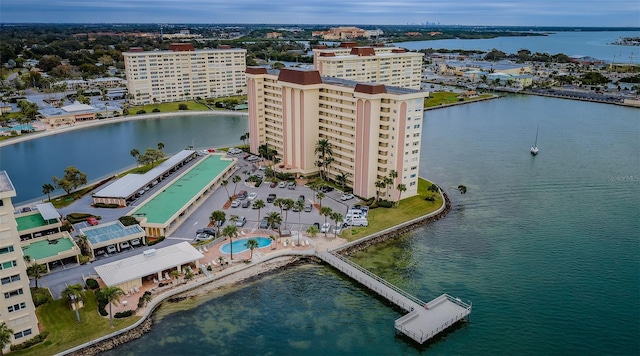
[1,0,639,27]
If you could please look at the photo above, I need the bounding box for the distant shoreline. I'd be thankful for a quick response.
[0,110,248,149]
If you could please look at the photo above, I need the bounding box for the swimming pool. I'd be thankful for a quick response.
[219,237,272,254]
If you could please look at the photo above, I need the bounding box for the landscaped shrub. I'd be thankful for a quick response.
[178,103,188,110]
[118,216,139,226]
[146,236,165,246]
[85,278,99,290]
[79,255,90,264]
[376,200,394,208]
[31,287,53,307]
[92,203,119,208]
[114,310,134,318]
[136,109,146,114]
[95,289,108,316]
[152,108,161,112]
[424,196,435,202]
[10,331,49,351]
[60,222,73,232]
[65,213,93,224]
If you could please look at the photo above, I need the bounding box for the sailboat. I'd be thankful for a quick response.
[530,126,539,156]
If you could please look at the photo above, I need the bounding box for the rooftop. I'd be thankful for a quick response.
[131,154,233,224]
[80,221,145,245]
[0,170,16,194]
[16,212,58,231]
[21,237,75,260]
[94,242,203,287]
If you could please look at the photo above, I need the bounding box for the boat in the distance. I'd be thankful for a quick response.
[531,126,539,156]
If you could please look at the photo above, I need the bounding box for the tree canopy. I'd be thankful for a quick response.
[53,166,87,195]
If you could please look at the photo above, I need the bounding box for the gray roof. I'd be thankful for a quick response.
[35,203,60,220]
[80,221,145,245]
[93,150,196,199]
[0,171,16,194]
[94,242,203,286]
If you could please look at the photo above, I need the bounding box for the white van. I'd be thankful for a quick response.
[344,217,368,227]
[345,209,364,220]
[106,245,117,254]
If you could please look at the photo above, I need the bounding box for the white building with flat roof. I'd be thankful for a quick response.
[246,67,428,201]
[123,43,247,105]
[0,171,40,351]
[313,43,424,90]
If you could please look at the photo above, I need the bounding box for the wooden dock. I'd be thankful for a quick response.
[316,251,471,344]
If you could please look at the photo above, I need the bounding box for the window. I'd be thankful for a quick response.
[13,329,32,339]
[1,274,20,285]
[0,245,14,254]
[4,288,23,299]
[414,124,420,129]
[0,260,17,270]
[8,302,27,313]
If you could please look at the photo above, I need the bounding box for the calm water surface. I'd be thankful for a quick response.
[0,114,248,204]
[103,95,639,355]
[399,30,640,63]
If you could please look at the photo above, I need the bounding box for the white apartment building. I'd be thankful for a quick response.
[313,43,424,90]
[246,67,428,201]
[0,171,40,351]
[123,44,247,105]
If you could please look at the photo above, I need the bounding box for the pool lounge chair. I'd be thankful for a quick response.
[203,246,209,252]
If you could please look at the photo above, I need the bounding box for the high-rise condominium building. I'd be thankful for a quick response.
[123,44,247,105]
[313,43,424,90]
[0,171,40,351]
[246,67,428,201]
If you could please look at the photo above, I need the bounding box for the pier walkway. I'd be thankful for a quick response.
[316,250,471,344]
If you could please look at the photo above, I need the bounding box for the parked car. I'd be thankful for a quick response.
[231,200,241,208]
[215,219,226,227]
[258,165,266,171]
[332,225,343,235]
[131,238,141,246]
[320,223,331,233]
[248,192,258,201]
[267,193,277,203]
[106,244,117,254]
[340,193,355,201]
[235,216,247,227]
[319,186,334,193]
[344,217,368,227]
[297,195,305,202]
[242,199,251,208]
[203,228,216,236]
[269,182,277,188]
[87,217,99,226]
[287,182,296,190]
[237,190,248,200]
[260,217,270,229]
[304,203,313,212]
[120,241,131,250]
[278,181,287,188]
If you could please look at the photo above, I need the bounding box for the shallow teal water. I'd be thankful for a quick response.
[102,95,639,355]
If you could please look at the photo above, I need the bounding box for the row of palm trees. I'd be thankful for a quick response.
[374,170,408,206]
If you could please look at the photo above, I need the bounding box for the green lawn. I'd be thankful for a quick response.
[14,291,140,356]
[129,100,209,113]
[424,92,494,107]
[344,178,444,241]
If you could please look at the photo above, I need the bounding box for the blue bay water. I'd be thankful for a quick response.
[102,95,639,355]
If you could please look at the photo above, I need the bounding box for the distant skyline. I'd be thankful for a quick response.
[1,0,639,27]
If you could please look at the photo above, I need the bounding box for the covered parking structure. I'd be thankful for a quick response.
[92,150,198,207]
[16,203,62,242]
[93,242,203,292]
[21,237,80,272]
[129,153,236,237]
[79,221,146,259]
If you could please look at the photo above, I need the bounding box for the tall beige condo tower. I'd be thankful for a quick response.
[0,171,40,352]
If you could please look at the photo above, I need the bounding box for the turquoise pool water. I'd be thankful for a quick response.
[219,237,272,254]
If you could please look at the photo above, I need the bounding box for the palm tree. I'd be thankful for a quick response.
[209,210,226,235]
[240,133,247,145]
[396,184,407,207]
[170,270,180,285]
[220,180,230,201]
[157,142,165,152]
[316,192,325,208]
[42,183,55,202]
[232,175,242,196]
[336,172,349,190]
[222,224,239,260]
[130,148,140,167]
[0,322,13,356]
[266,212,282,237]
[245,238,259,259]
[62,283,83,323]
[273,198,285,217]
[139,293,152,307]
[375,180,386,201]
[306,225,319,238]
[320,206,333,237]
[282,198,295,227]
[229,214,239,226]
[294,199,305,244]
[389,170,398,199]
[253,199,265,221]
[314,139,333,180]
[25,256,46,288]
[383,176,393,200]
[330,212,344,238]
[101,286,125,328]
